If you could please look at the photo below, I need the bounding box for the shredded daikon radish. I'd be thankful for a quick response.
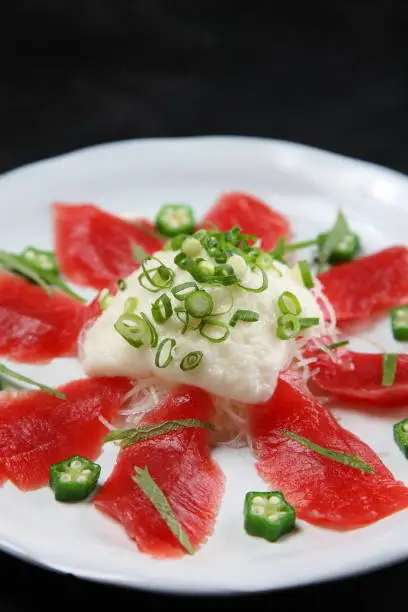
[312,277,338,339]
[98,415,117,431]
[120,377,174,426]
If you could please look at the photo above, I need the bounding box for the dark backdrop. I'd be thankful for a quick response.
[1,1,408,174]
[1,1,408,609]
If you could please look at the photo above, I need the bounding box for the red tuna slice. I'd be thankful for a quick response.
[0,272,85,363]
[94,386,224,558]
[248,377,408,528]
[0,377,131,490]
[318,247,408,324]
[312,351,408,407]
[202,192,291,250]
[54,203,164,290]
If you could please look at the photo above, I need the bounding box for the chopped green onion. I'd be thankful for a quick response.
[198,260,215,277]
[277,291,301,316]
[138,271,162,293]
[174,307,190,334]
[166,234,187,251]
[229,309,259,327]
[227,254,248,280]
[299,317,320,329]
[141,257,174,290]
[0,364,66,399]
[238,265,268,293]
[180,351,204,371]
[193,229,208,243]
[174,252,193,270]
[117,279,127,291]
[276,314,301,340]
[181,237,202,258]
[132,466,195,555]
[211,293,234,316]
[297,260,314,289]
[151,294,173,324]
[140,313,158,348]
[189,259,216,282]
[185,290,213,318]
[152,266,174,287]
[282,429,375,474]
[320,340,350,351]
[171,282,198,301]
[124,297,138,313]
[382,353,397,387]
[132,244,149,263]
[99,289,114,311]
[114,313,148,348]
[213,250,228,264]
[155,338,176,368]
[207,264,238,286]
[254,252,275,271]
[199,318,230,343]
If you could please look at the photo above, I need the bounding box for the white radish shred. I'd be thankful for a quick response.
[312,278,338,339]
[98,415,117,431]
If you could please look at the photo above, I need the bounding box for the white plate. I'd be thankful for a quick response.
[1,136,408,594]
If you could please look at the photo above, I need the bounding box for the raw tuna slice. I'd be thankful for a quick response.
[95,386,224,558]
[0,272,85,363]
[202,192,291,250]
[312,351,408,406]
[249,376,408,528]
[318,247,408,323]
[54,203,164,290]
[0,377,131,490]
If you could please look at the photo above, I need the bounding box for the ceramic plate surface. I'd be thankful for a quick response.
[1,136,408,594]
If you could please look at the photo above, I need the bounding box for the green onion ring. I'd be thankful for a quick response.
[171,282,198,301]
[229,309,260,327]
[180,351,204,371]
[140,313,159,347]
[174,307,190,334]
[237,265,268,293]
[151,294,173,324]
[114,313,147,348]
[277,291,301,316]
[138,270,163,293]
[276,314,301,340]
[155,338,176,368]
[185,290,213,318]
[298,260,314,289]
[199,318,230,343]
[299,317,320,329]
[142,257,174,289]
[124,297,138,313]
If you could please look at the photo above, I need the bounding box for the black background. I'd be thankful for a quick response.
[1,1,408,608]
